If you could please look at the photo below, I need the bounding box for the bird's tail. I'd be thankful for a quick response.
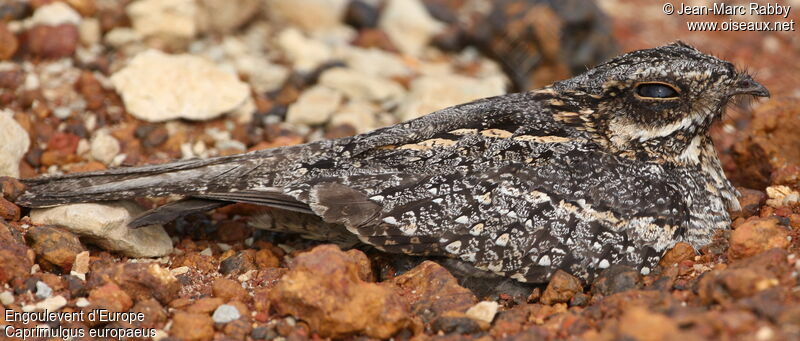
[16,151,270,208]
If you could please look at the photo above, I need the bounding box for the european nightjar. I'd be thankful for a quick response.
[16,42,769,283]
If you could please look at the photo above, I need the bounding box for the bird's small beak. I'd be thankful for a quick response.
[731,75,770,97]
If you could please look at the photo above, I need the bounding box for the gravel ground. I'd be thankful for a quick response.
[0,0,799,340]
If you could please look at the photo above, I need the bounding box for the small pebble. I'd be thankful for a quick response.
[170,266,190,275]
[465,301,499,324]
[36,281,53,299]
[75,297,90,307]
[72,251,90,275]
[0,291,14,305]
[36,295,67,311]
[212,304,241,323]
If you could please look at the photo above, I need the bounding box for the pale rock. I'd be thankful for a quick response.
[766,185,800,207]
[104,27,142,48]
[195,0,261,34]
[0,291,14,305]
[78,18,101,46]
[277,28,332,72]
[216,38,288,93]
[319,68,405,102]
[212,304,241,323]
[30,2,82,27]
[36,295,67,312]
[0,109,30,177]
[465,301,500,324]
[310,25,357,47]
[111,50,251,122]
[398,74,506,121]
[230,95,256,124]
[234,55,289,93]
[69,271,85,281]
[90,130,121,165]
[336,46,412,78]
[72,251,90,275]
[170,266,190,275]
[286,85,343,125]
[127,0,197,43]
[30,201,173,258]
[265,0,348,33]
[330,101,379,134]
[75,297,90,307]
[36,281,52,299]
[379,0,444,56]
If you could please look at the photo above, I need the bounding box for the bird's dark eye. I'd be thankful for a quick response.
[635,83,680,99]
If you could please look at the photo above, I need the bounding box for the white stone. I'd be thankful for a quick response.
[75,297,90,308]
[286,85,343,125]
[397,74,506,121]
[277,28,333,72]
[170,266,190,275]
[127,0,197,42]
[36,295,67,312]
[195,0,261,34]
[104,28,142,48]
[111,50,251,122]
[36,281,53,299]
[465,301,500,323]
[79,18,101,46]
[265,0,348,33]
[90,130,121,165]
[233,55,290,93]
[0,109,30,178]
[30,201,173,258]
[336,46,411,78]
[212,304,241,323]
[330,101,379,134]
[319,68,405,102]
[30,2,81,27]
[0,291,14,305]
[379,0,444,56]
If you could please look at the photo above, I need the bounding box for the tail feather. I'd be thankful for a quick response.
[17,153,261,208]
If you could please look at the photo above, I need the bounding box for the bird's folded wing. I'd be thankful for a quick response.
[297,151,688,283]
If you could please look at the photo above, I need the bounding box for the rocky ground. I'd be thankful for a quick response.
[0,0,799,340]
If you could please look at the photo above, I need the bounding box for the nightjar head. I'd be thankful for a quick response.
[552,42,768,158]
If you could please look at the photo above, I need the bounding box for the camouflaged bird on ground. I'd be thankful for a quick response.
[17,43,769,283]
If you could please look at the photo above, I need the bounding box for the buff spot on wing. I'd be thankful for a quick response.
[399,138,457,150]
[554,111,581,123]
[469,223,485,236]
[449,128,478,135]
[513,135,572,143]
[495,233,510,246]
[400,223,418,236]
[480,129,513,138]
[532,88,558,96]
[445,240,462,254]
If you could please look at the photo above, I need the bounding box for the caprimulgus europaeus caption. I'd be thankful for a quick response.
[16,43,769,283]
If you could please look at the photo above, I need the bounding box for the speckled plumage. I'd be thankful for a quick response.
[17,43,769,283]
